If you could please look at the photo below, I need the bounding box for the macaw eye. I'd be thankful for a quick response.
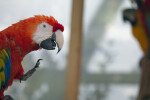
[39,22,52,30]
[43,24,46,28]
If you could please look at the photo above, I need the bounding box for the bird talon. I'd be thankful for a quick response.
[20,59,43,82]
[38,58,43,61]
[35,59,43,68]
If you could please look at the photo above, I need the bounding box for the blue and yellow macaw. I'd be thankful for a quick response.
[123,8,148,53]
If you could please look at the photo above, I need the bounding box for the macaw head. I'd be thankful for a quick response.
[4,15,64,53]
[122,8,137,26]
[32,15,64,53]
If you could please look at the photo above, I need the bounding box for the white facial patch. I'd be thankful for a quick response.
[33,22,53,44]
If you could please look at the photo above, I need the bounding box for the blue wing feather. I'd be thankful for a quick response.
[0,49,11,92]
[3,50,11,87]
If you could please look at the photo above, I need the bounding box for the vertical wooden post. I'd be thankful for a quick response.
[65,0,84,100]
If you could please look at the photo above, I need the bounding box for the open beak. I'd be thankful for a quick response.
[40,30,64,53]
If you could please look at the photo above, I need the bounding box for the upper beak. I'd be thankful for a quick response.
[40,30,64,53]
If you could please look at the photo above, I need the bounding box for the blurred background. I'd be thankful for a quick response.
[0,0,143,100]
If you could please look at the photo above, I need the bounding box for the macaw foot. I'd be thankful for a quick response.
[2,95,14,100]
[20,59,43,82]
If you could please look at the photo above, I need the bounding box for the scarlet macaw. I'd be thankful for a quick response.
[0,15,64,100]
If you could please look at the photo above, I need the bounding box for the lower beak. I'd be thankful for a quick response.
[40,33,61,53]
[40,38,56,50]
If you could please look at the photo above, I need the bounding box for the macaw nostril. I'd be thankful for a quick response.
[52,33,56,41]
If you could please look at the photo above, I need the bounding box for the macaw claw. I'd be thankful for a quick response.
[20,59,43,83]
[2,95,14,100]
[34,59,43,68]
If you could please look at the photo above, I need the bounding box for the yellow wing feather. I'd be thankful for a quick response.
[0,59,5,83]
[132,11,148,53]
[0,72,5,84]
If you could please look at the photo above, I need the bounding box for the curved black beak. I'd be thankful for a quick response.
[122,9,137,26]
[40,33,56,50]
[40,33,61,53]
